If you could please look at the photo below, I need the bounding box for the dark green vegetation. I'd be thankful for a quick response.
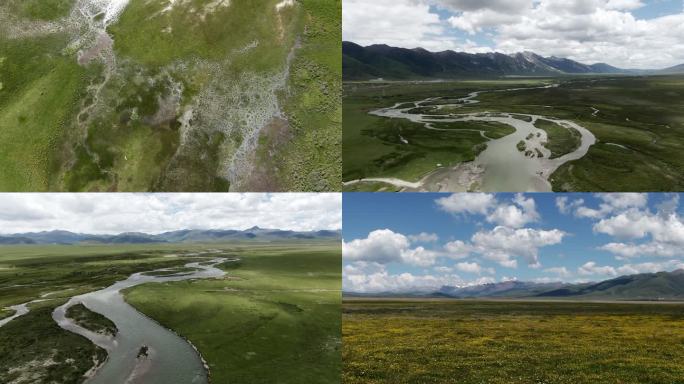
[346,116,492,182]
[343,76,684,191]
[539,269,684,300]
[511,114,533,122]
[0,306,107,384]
[142,267,198,277]
[0,309,13,320]
[0,0,340,192]
[430,121,515,139]
[516,140,526,152]
[66,304,117,337]
[343,299,684,384]
[124,242,341,384]
[4,0,75,21]
[534,119,582,159]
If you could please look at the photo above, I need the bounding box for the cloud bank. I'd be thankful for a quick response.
[0,193,342,234]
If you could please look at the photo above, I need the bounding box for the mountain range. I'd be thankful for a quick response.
[345,269,684,301]
[0,227,341,245]
[343,42,684,80]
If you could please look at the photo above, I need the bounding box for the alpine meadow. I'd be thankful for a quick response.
[0,0,341,192]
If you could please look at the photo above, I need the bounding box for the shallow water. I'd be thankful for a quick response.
[363,84,596,192]
[0,303,29,328]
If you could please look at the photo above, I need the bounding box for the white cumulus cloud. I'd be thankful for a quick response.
[343,229,439,267]
[343,261,464,293]
[544,266,572,278]
[436,193,497,215]
[455,261,495,275]
[409,232,440,243]
[0,193,341,234]
[438,193,539,228]
[578,261,617,276]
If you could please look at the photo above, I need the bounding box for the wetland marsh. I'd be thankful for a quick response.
[0,241,341,384]
[343,76,684,192]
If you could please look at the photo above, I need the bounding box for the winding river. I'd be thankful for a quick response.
[1,253,232,384]
[344,84,596,192]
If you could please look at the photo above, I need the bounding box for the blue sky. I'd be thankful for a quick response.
[343,0,684,68]
[343,193,684,293]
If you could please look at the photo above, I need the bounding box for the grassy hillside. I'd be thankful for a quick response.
[539,270,684,300]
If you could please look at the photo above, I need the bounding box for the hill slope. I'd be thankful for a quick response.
[659,63,684,74]
[538,270,684,300]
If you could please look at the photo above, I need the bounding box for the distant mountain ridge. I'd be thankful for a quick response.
[344,270,684,301]
[343,42,683,80]
[536,269,684,300]
[659,63,684,74]
[0,227,341,245]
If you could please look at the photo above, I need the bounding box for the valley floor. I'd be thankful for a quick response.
[343,76,684,192]
[0,242,341,384]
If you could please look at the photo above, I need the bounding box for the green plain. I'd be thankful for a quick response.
[343,299,684,384]
[124,242,341,383]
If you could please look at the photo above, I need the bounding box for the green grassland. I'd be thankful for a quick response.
[0,306,108,384]
[534,119,582,159]
[343,181,402,192]
[0,309,12,320]
[343,299,684,384]
[124,242,341,383]
[347,117,501,181]
[0,34,94,191]
[0,0,340,192]
[278,0,342,191]
[66,304,117,337]
[4,0,75,21]
[343,76,684,191]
